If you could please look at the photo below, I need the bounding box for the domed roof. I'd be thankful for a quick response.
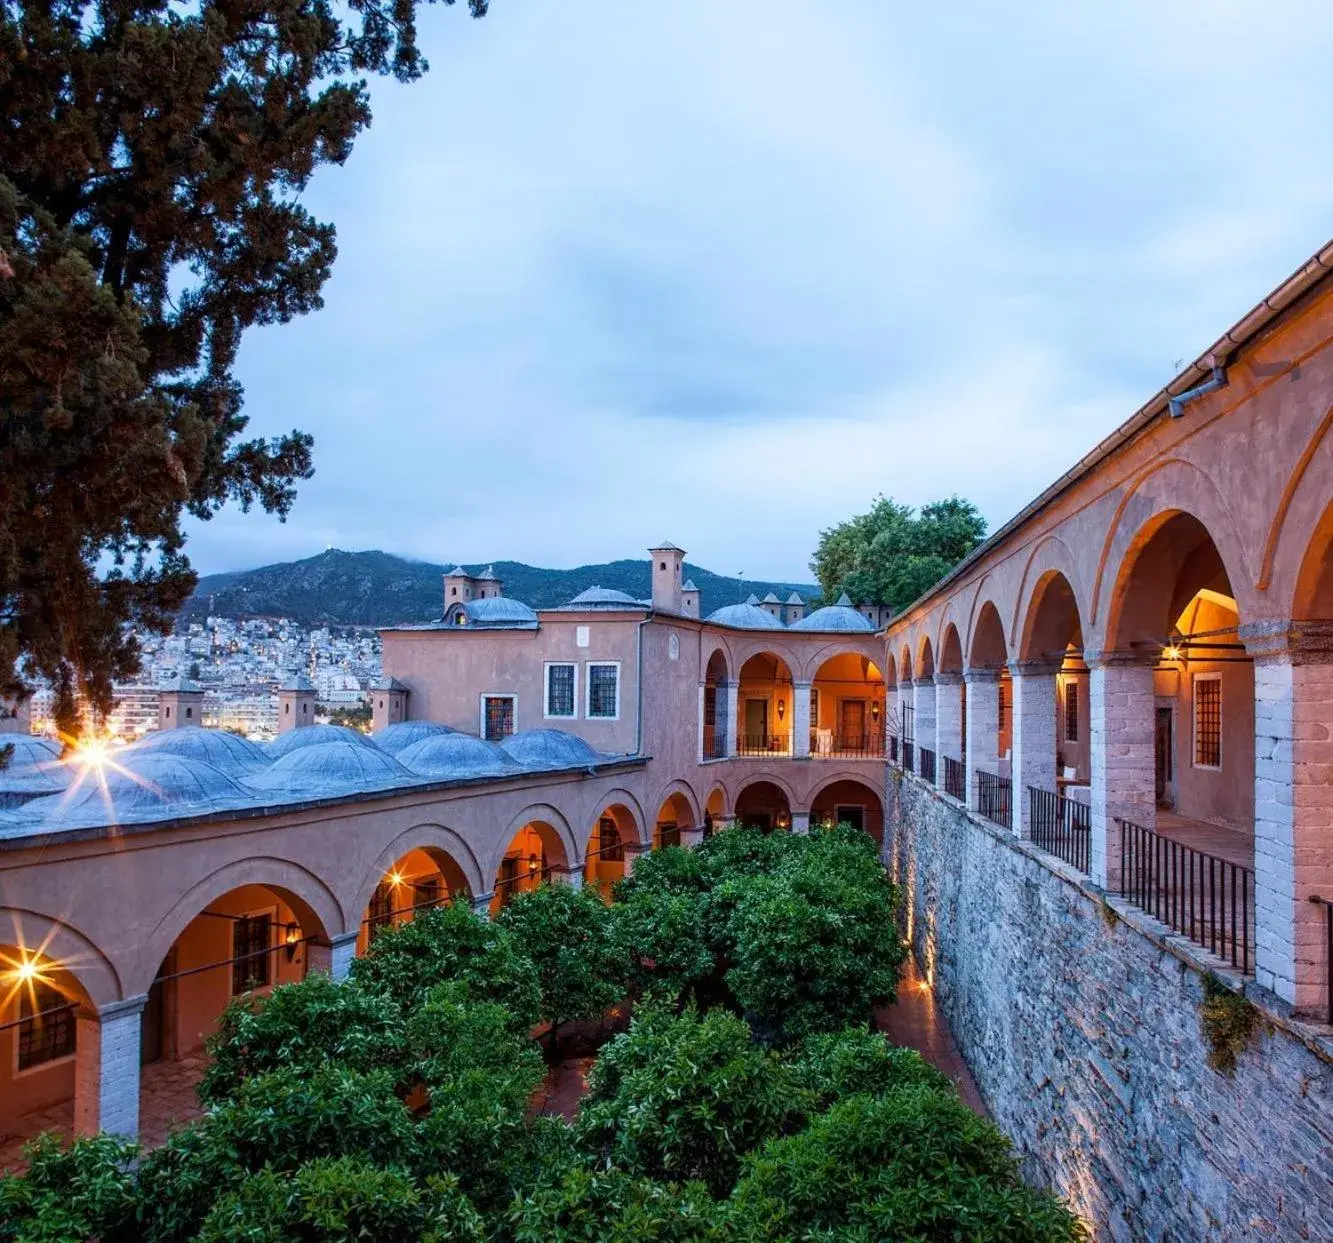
[126,725,269,773]
[398,733,519,780]
[789,592,877,632]
[462,596,539,628]
[500,729,602,770]
[371,720,457,756]
[561,586,644,609]
[267,724,380,760]
[44,753,250,825]
[705,601,785,630]
[1,735,62,768]
[248,741,413,798]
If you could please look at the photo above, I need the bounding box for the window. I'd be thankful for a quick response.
[596,817,624,861]
[576,625,590,648]
[413,877,442,915]
[1064,680,1079,743]
[997,682,1008,733]
[1193,674,1222,769]
[545,663,577,719]
[809,686,820,727]
[587,663,620,719]
[368,881,394,942]
[482,695,516,741]
[17,981,75,1071]
[231,913,272,995]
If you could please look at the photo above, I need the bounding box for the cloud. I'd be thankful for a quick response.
[186,0,1333,584]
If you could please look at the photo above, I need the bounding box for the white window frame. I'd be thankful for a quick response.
[544,662,578,720]
[1192,672,1222,771]
[585,661,621,721]
[480,693,518,741]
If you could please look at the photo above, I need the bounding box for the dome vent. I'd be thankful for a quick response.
[248,741,413,798]
[398,733,519,779]
[500,729,602,770]
[371,720,457,756]
[127,725,268,772]
[267,724,380,760]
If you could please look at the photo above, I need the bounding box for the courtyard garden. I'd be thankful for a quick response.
[0,825,1085,1241]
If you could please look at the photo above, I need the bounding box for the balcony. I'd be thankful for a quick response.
[809,730,885,759]
[736,732,793,758]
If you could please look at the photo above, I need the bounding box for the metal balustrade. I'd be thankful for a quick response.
[918,746,936,785]
[888,734,900,764]
[974,769,1012,829]
[702,728,726,760]
[902,741,915,774]
[811,731,886,759]
[735,732,792,757]
[942,755,965,801]
[1117,817,1254,973]
[1027,786,1091,874]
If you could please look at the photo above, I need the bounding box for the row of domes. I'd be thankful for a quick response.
[706,593,876,633]
[0,723,613,833]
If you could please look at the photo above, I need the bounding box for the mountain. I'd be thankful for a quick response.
[180,549,818,627]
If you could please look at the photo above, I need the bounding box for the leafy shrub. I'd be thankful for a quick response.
[577,1008,809,1197]
[406,981,543,1091]
[610,883,713,1004]
[612,843,708,902]
[1199,973,1260,1075]
[786,1028,950,1108]
[497,882,627,1044]
[0,1132,138,1243]
[729,1085,1087,1241]
[199,972,406,1103]
[194,1157,487,1243]
[349,899,540,1026]
[505,1166,719,1242]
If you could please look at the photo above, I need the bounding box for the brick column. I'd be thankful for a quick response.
[792,681,812,758]
[1087,653,1156,891]
[913,676,937,766]
[1010,660,1059,837]
[964,667,1001,809]
[723,681,739,758]
[306,931,359,981]
[74,996,146,1139]
[679,824,705,849]
[1243,621,1333,1009]
[934,673,964,784]
[790,810,810,835]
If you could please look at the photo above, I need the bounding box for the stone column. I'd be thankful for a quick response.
[1087,653,1156,891]
[74,996,146,1139]
[723,681,740,758]
[697,683,706,763]
[622,842,648,879]
[790,810,810,835]
[306,931,359,981]
[934,673,964,788]
[886,683,899,759]
[555,866,584,891]
[792,680,812,758]
[1010,660,1060,837]
[1244,622,1333,1010]
[964,667,1001,809]
[679,825,705,849]
[913,676,937,767]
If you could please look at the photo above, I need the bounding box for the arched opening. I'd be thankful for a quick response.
[970,601,1008,670]
[810,779,885,843]
[139,883,332,1148]
[734,780,791,834]
[912,638,937,779]
[653,792,696,850]
[358,848,473,953]
[938,625,963,675]
[736,652,795,755]
[809,654,885,757]
[1108,511,1254,852]
[703,649,729,759]
[1293,498,1333,621]
[0,945,94,1164]
[493,820,570,913]
[585,804,637,897]
[705,787,727,837]
[1019,572,1088,786]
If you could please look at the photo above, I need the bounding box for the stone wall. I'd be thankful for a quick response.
[885,770,1333,1243]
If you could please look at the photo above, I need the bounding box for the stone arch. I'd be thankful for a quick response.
[703,646,731,685]
[1260,404,1333,594]
[798,640,882,683]
[584,788,647,852]
[1092,458,1253,629]
[937,622,964,675]
[885,650,898,688]
[968,599,1008,670]
[731,638,803,679]
[898,644,914,684]
[135,858,344,997]
[1019,570,1085,662]
[733,779,793,833]
[735,769,798,809]
[649,779,700,830]
[494,803,578,876]
[0,908,123,1007]
[705,785,729,819]
[349,824,483,928]
[1293,497,1333,620]
[916,634,936,679]
[1009,535,1087,651]
[807,775,885,841]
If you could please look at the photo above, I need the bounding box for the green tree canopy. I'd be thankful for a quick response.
[810,495,987,615]
[0,0,486,733]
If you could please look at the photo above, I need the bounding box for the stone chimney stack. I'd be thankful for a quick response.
[783,592,806,625]
[370,678,409,731]
[442,566,476,612]
[649,542,686,614]
[0,689,31,734]
[680,579,701,619]
[158,675,205,731]
[277,675,317,734]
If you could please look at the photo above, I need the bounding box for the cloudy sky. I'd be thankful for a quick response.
[187,0,1333,582]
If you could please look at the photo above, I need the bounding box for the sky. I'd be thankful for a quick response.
[186,0,1333,582]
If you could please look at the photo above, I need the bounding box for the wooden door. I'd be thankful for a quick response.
[839,699,866,748]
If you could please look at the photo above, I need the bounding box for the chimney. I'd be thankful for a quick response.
[680,579,701,618]
[649,542,686,614]
[371,678,409,731]
[157,675,204,731]
[0,689,31,734]
[277,675,318,734]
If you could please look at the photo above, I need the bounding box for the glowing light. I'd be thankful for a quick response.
[918,978,931,993]
[1162,645,1182,662]
[15,958,40,983]
[387,870,405,887]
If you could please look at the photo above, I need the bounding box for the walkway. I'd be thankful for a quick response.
[876,955,988,1117]
[1155,811,1253,871]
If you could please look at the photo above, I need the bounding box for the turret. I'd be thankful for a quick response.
[649,542,686,614]
[371,677,409,730]
[760,591,783,621]
[783,592,806,625]
[158,675,204,731]
[680,579,701,618]
[277,674,317,734]
[442,566,476,611]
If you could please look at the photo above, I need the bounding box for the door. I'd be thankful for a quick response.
[839,699,867,749]
[835,804,865,833]
[745,699,768,748]
[1155,706,1174,807]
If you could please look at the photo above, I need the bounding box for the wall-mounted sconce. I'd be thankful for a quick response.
[776,811,790,830]
[776,698,786,721]
[284,921,300,963]
[871,701,881,721]
[527,852,540,873]
[1162,644,1182,663]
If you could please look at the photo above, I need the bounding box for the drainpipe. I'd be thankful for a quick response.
[634,610,654,758]
[1168,358,1228,418]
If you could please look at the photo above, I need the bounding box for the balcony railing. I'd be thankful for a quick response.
[1027,786,1090,874]
[974,770,1012,830]
[918,746,936,785]
[888,734,900,764]
[942,755,965,801]
[902,741,915,775]
[736,733,792,757]
[1117,817,1254,974]
[810,731,886,759]
[702,727,726,760]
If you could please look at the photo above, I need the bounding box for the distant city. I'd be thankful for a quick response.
[28,617,382,741]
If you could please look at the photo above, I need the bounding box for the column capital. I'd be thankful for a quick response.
[469,891,495,909]
[933,671,963,687]
[963,665,1002,684]
[1081,647,1158,670]
[791,678,812,689]
[1006,658,1062,677]
[88,994,149,1022]
[1239,619,1333,665]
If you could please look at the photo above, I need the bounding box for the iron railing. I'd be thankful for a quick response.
[1117,817,1254,974]
[888,734,900,764]
[942,755,965,801]
[918,746,936,785]
[1027,786,1091,874]
[702,728,726,760]
[975,770,1012,829]
[736,733,792,757]
[812,731,886,759]
[902,741,915,775]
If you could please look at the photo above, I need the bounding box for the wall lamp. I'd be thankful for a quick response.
[776,698,786,721]
[284,922,300,963]
[528,852,540,873]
